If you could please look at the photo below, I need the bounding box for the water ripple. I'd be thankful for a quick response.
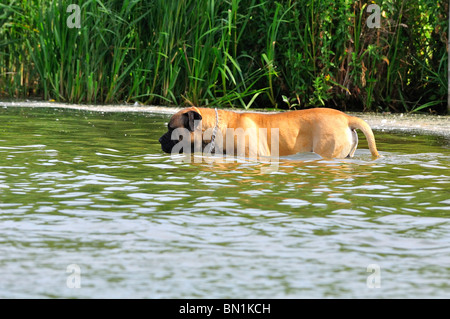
[0,109,449,298]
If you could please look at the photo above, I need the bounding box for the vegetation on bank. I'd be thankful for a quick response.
[0,0,448,113]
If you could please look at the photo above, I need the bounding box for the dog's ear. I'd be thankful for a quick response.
[183,111,202,132]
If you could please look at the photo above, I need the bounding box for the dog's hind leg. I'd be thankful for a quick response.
[346,129,358,158]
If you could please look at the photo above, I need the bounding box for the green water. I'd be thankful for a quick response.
[0,107,449,298]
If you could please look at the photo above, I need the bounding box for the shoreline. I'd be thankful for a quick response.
[1,100,449,139]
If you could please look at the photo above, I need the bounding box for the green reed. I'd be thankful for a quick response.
[0,0,447,113]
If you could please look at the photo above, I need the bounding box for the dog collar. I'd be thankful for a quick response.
[209,108,219,153]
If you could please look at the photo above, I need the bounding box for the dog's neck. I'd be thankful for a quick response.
[195,107,224,153]
[195,107,218,129]
[209,108,219,152]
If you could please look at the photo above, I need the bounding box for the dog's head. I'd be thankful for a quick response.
[159,107,203,154]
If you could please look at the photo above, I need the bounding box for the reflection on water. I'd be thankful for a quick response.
[0,107,449,298]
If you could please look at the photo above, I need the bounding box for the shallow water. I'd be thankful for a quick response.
[0,107,449,298]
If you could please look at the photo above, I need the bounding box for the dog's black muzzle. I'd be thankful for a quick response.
[159,131,179,153]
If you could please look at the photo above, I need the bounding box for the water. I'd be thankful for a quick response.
[0,106,449,298]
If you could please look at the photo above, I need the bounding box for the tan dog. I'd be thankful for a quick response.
[159,107,379,159]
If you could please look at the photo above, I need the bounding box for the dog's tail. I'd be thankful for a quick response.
[347,116,380,158]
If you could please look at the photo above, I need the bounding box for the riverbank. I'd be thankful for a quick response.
[1,100,449,139]
[3,1,446,112]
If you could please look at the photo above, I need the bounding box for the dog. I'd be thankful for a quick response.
[159,106,379,159]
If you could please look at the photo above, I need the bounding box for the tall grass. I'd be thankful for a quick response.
[276,0,448,112]
[0,0,448,113]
